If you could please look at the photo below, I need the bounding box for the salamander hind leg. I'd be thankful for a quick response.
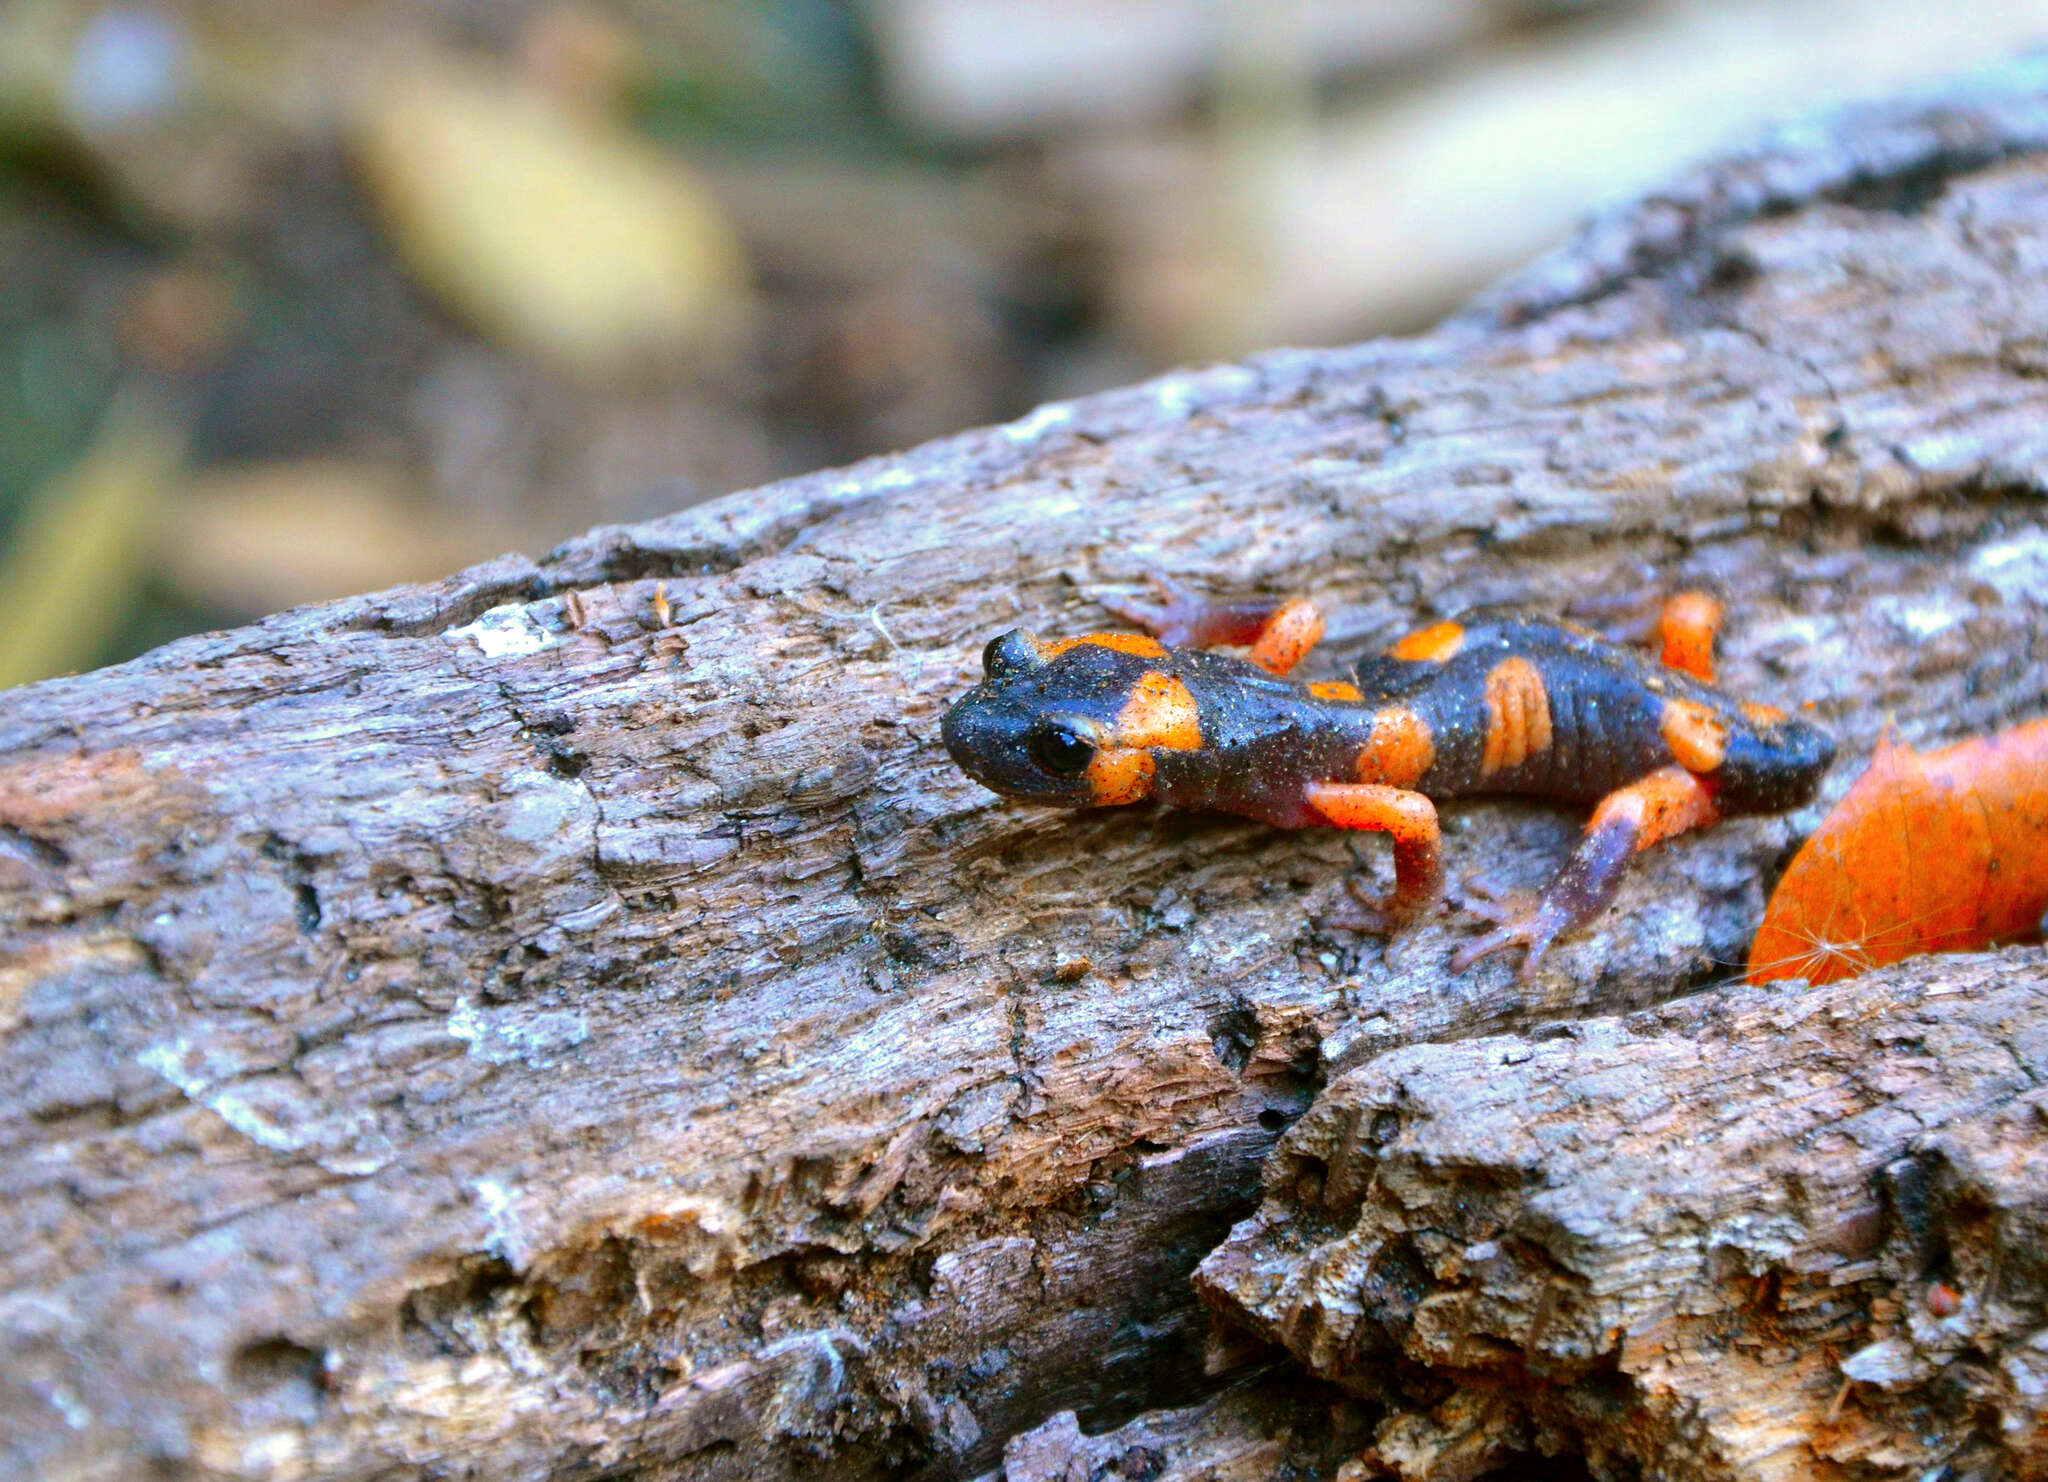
[1452,766,1720,979]
[1305,782,1443,932]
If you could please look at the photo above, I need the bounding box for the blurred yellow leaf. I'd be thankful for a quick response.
[352,60,750,376]
[163,458,531,615]
[0,393,184,690]
[0,0,75,140]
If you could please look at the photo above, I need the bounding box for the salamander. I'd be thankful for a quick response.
[941,585,1835,978]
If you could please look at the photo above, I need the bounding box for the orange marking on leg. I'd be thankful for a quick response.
[1040,633,1170,660]
[1661,698,1729,772]
[1308,680,1363,702]
[1355,706,1436,788]
[1658,591,1723,681]
[1085,749,1155,806]
[1304,782,1443,918]
[1481,656,1552,778]
[1588,765,1721,851]
[1453,766,1720,979]
[1246,600,1325,676]
[1741,701,1787,726]
[1112,671,1201,751]
[1389,620,1465,663]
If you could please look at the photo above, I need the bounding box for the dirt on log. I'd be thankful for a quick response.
[6,56,2048,1482]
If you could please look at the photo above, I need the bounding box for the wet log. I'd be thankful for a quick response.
[7,55,2048,1482]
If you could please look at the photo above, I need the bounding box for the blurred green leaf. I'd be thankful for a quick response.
[626,0,882,147]
[0,389,183,689]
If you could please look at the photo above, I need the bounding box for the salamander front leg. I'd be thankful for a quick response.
[1103,576,1325,676]
[1452,765,1721,979]
[1305,782,1443,931]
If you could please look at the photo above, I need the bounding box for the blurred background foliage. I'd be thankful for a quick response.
[1,0,2045,686]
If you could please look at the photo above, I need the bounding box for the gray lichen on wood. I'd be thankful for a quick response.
[5,55,2048,1482]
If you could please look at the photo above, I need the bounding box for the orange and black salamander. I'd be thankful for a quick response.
[941,587,1834,978]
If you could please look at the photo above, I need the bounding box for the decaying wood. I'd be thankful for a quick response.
[1197,950,2048,1480]
[6,57,2048,1482]
[970,1374,1375,1482]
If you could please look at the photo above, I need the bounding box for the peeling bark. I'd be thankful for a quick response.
[6,57,2048,1482]
[973,1375,1376,1482]
[1197,951,2048,1481]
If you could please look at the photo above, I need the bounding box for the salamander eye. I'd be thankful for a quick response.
[1029,724,1095,776]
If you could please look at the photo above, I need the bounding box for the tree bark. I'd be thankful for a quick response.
[6,56,2048,1482]
[1197,951,2048,1481]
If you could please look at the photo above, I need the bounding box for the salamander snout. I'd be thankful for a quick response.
[941,683,1099,805]
[1718,712,1837,813]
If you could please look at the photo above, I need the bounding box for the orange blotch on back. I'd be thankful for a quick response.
[1480,656,1553,777]
[1748,720,2048,985]
[1388,620,1465,663]
[1661,698,1729,772]
[1040,633,1170,660]
[1356,706,1436,788]
[1080,670,1201,805]
[1741,701,1788,726]
[1308,680,1363,702]
[1113,671,1201,752]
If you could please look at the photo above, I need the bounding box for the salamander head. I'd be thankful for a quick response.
[942,629,1201,807]
[1719,708,1837,813]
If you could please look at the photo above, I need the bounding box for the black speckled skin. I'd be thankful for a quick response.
[942,615,1834,824]
[1355,617,1835,813]
[1148,648,1378,826]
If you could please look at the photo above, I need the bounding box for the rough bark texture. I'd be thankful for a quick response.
[7,55,2048,1482]
[1198,951,2048,1481]
[970,1374,1377,1482]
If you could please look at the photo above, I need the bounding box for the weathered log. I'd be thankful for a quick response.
[7,56,2048,1482]
[970,1373,1376,1482]
[1197,950,2048,1481]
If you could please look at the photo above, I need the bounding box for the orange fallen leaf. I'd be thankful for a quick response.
[1748,718,2048,984]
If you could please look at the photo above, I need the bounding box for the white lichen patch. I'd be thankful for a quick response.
[837,465,916,496]
[1970,526,2048,603]
[1879,597,1966,637]
[136,1037,217,1100]
[1152,364,1257,419]
[444,603,557,658]
[447,996,590,1067]
[1002,401,1074,442]
[138,1044,393,1174]
[497,770,592,844]
[1152,376,1198,419]
[472,1177,527,1263]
